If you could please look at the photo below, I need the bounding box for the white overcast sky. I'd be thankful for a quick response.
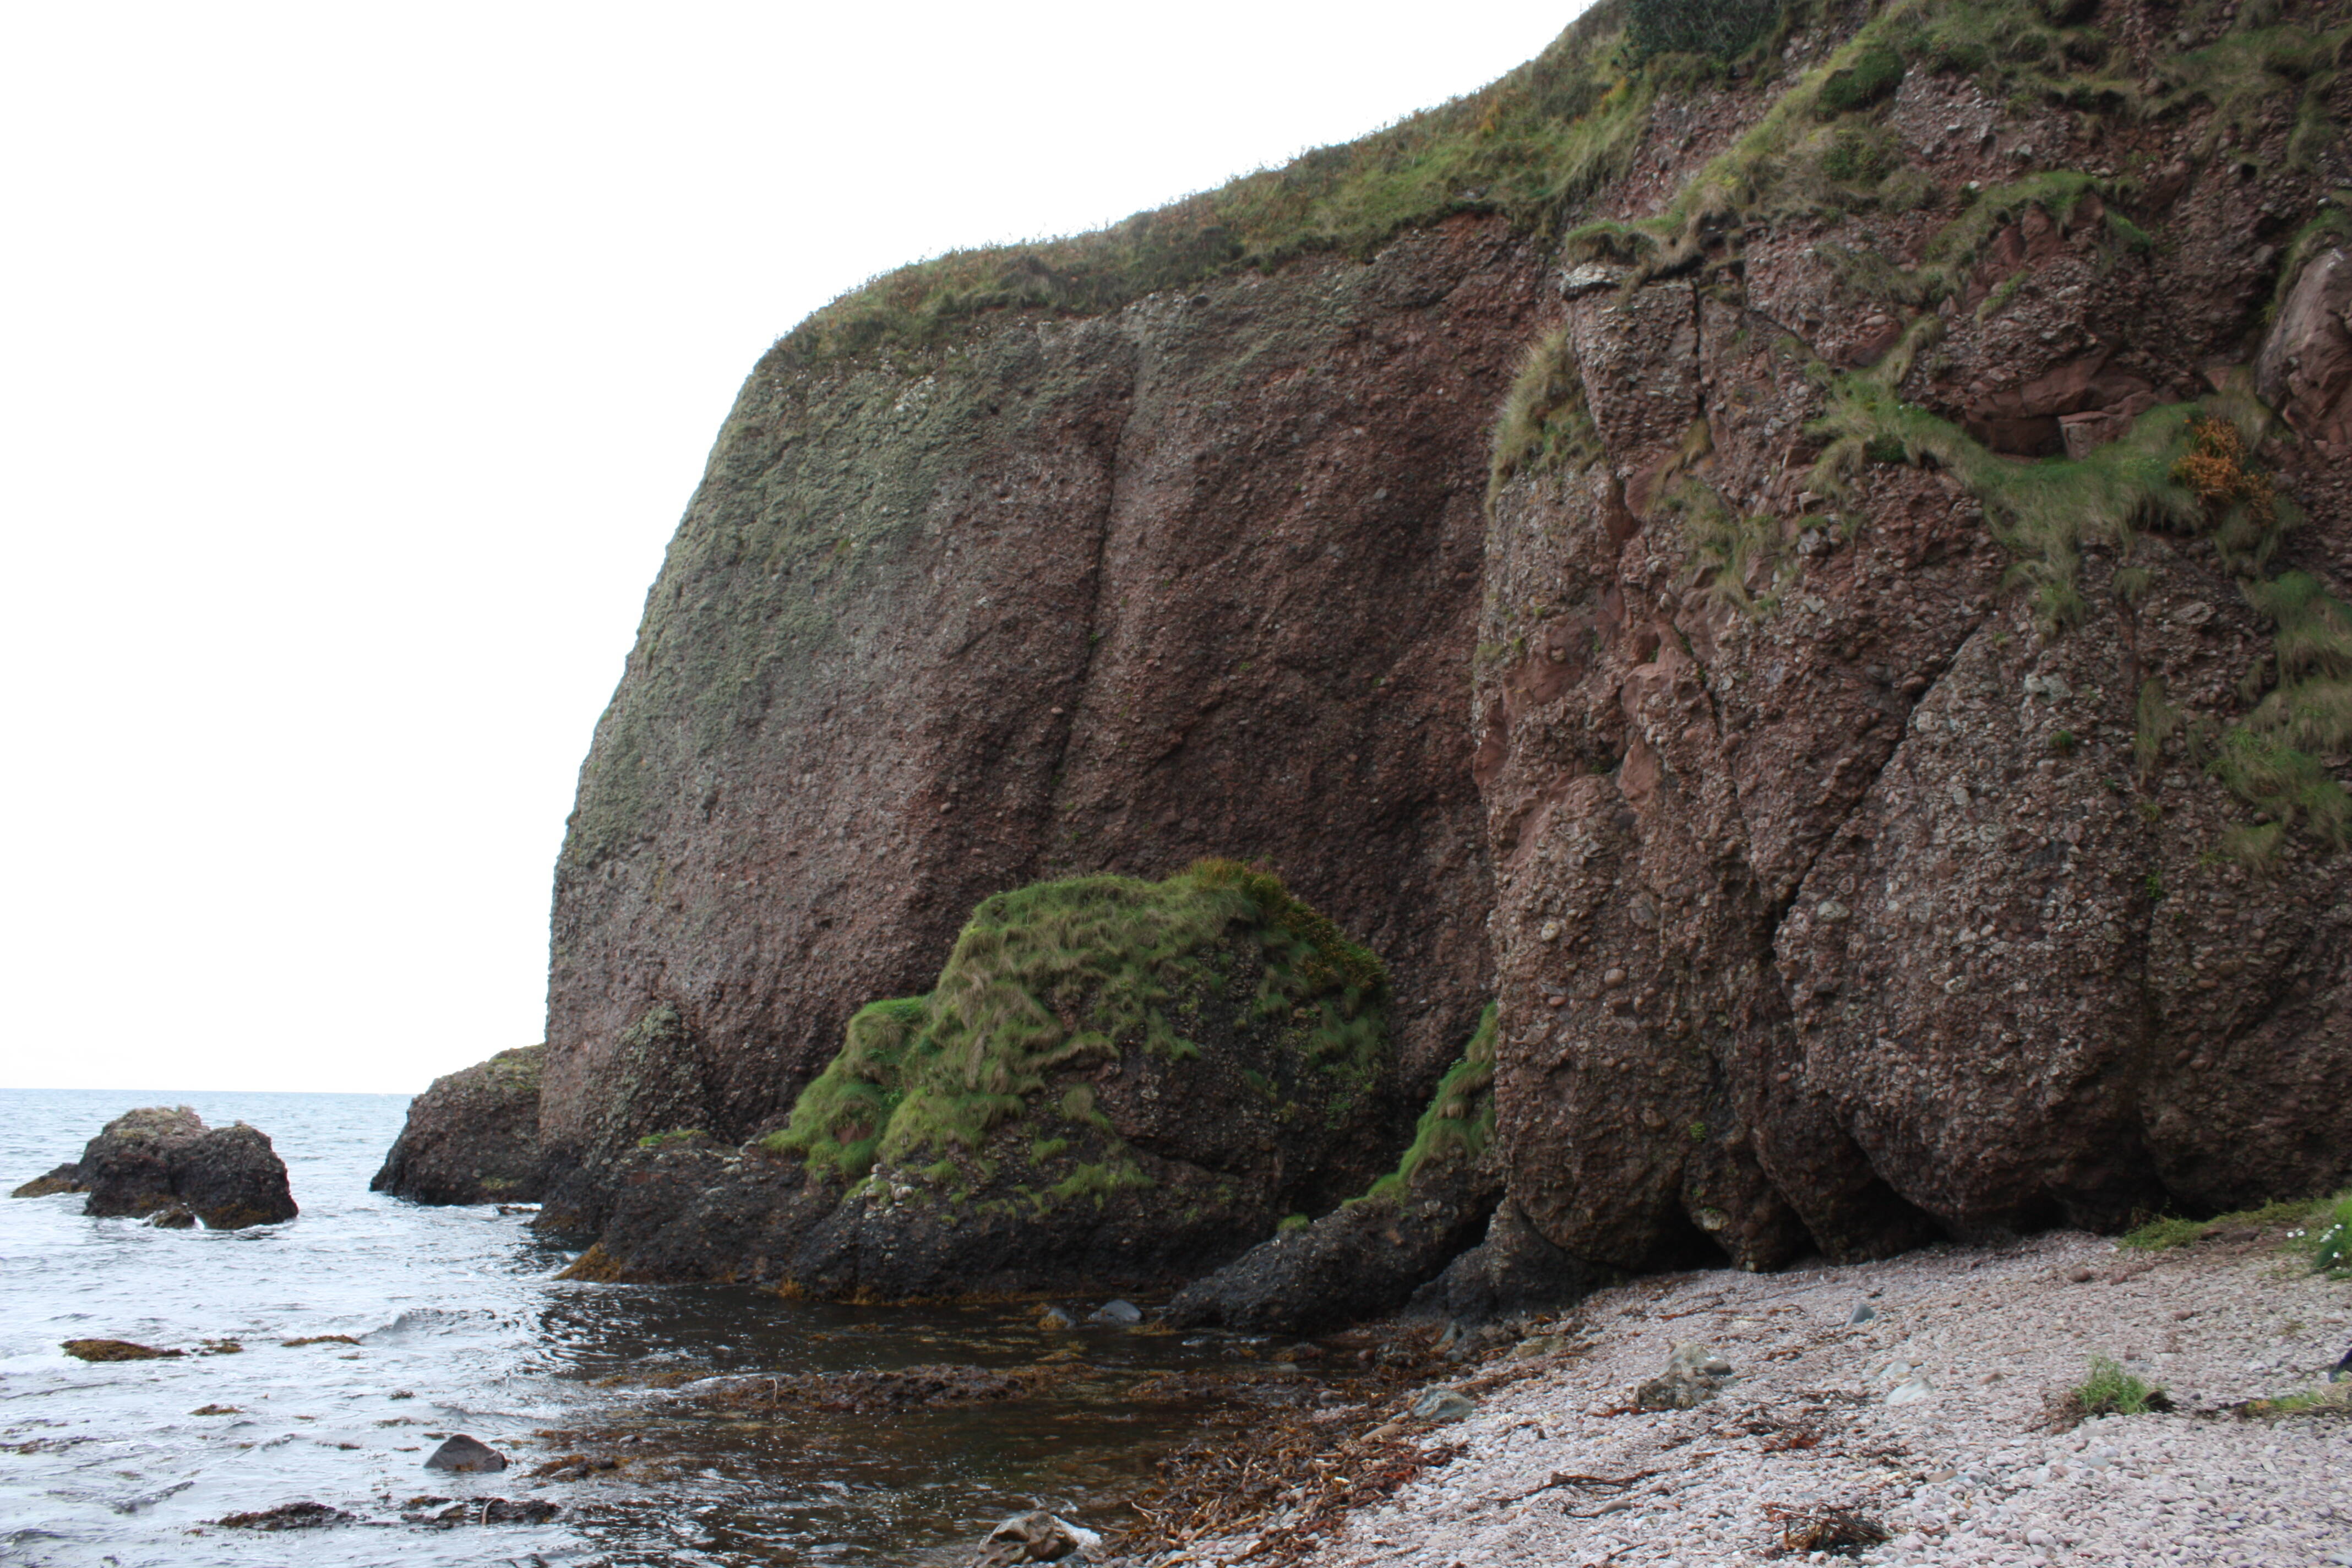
[0,1,1593,1095]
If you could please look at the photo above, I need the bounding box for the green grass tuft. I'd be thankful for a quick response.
[1817,42,1907,113]
[1490,327,1603,496]
[1353,1003,1498,1208]
[635,1128,707,1151]
[2070,1355,2169,1418]
[2120,1191,2351,1257]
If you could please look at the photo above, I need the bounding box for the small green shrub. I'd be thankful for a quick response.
[1817,43,1907,113]
[1276,1212,1311,1234]
[2070,1355,2169,1418]
[2306,1194,2352,1276]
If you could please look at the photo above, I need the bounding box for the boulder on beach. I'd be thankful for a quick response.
[423,1434,509,1473]
[372,1045,549,1205]
[62,1107,297,1228]
[557,865,1404,1300]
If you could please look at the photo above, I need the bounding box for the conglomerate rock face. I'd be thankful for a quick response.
[372,1045,548,1205]
[537,221,1538,1216]
[524,0,2352,1293]
[1475,4,2352,1273]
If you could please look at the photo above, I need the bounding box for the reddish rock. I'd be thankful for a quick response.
[373,1046,547,1205]
[537,220,1541,1216]
[68,1108,297,1230]
[524,0,2352,1293]
[2257,247,2352,454]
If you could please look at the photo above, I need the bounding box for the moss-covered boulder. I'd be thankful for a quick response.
[566,862,1400,1298]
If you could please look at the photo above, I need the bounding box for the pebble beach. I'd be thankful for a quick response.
[1182,1230,2352,1568]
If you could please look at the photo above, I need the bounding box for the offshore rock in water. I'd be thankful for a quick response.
[11,1162,85,1199]
[373,1044,549,1205]
[214,1501,357,1531]
[56,1107,297,1228]
[408,1496,560,1527]
[62,1338,182,1362]
[423,1434,509,1473]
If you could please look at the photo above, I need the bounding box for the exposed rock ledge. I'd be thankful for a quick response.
[372,1045,548,1205]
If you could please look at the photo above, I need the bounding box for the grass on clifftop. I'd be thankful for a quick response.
[765,861,1390,1184]
[772,0,1709,367]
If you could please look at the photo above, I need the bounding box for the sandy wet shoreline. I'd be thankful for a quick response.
[1148,1230,2352,1567]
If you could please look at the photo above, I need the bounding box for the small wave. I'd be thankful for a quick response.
[361,1306,496,1341]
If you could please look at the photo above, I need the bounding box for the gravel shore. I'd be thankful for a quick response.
[1190,1231,2352,1567]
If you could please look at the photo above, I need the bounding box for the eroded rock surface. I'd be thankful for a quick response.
[373,1045,547,1205]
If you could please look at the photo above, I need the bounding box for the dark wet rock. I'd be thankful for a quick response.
[373,1045,549,1205]
[405,1496,560,1526]
[1168,1005,1505,1333]
[1167,1162,1498,1335]
[11,1162,84,1199]
[70,1107,296,1228]
[972,1510,1101,1566]
[62,1338,181,1362]
[1408,1198,1614,1327]
[190,1403,241,1415]
[422,1434,508,1473]
[1633,1342,1733,1412]
[214,1501,357,1531]
[671,1363,1057,1416]
[148,1204,195,1229]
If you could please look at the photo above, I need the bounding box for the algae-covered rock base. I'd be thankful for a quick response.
[17,1107,296,1229]
[552,862,1403,1298]
[372,1044,548,1205]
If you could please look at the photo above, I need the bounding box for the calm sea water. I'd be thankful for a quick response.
[0,1089,1307,1567]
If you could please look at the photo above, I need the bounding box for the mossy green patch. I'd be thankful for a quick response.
[2121,1190,2352,1269]
[770,863,1390,1194]
[1354,1003,1498,1208]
